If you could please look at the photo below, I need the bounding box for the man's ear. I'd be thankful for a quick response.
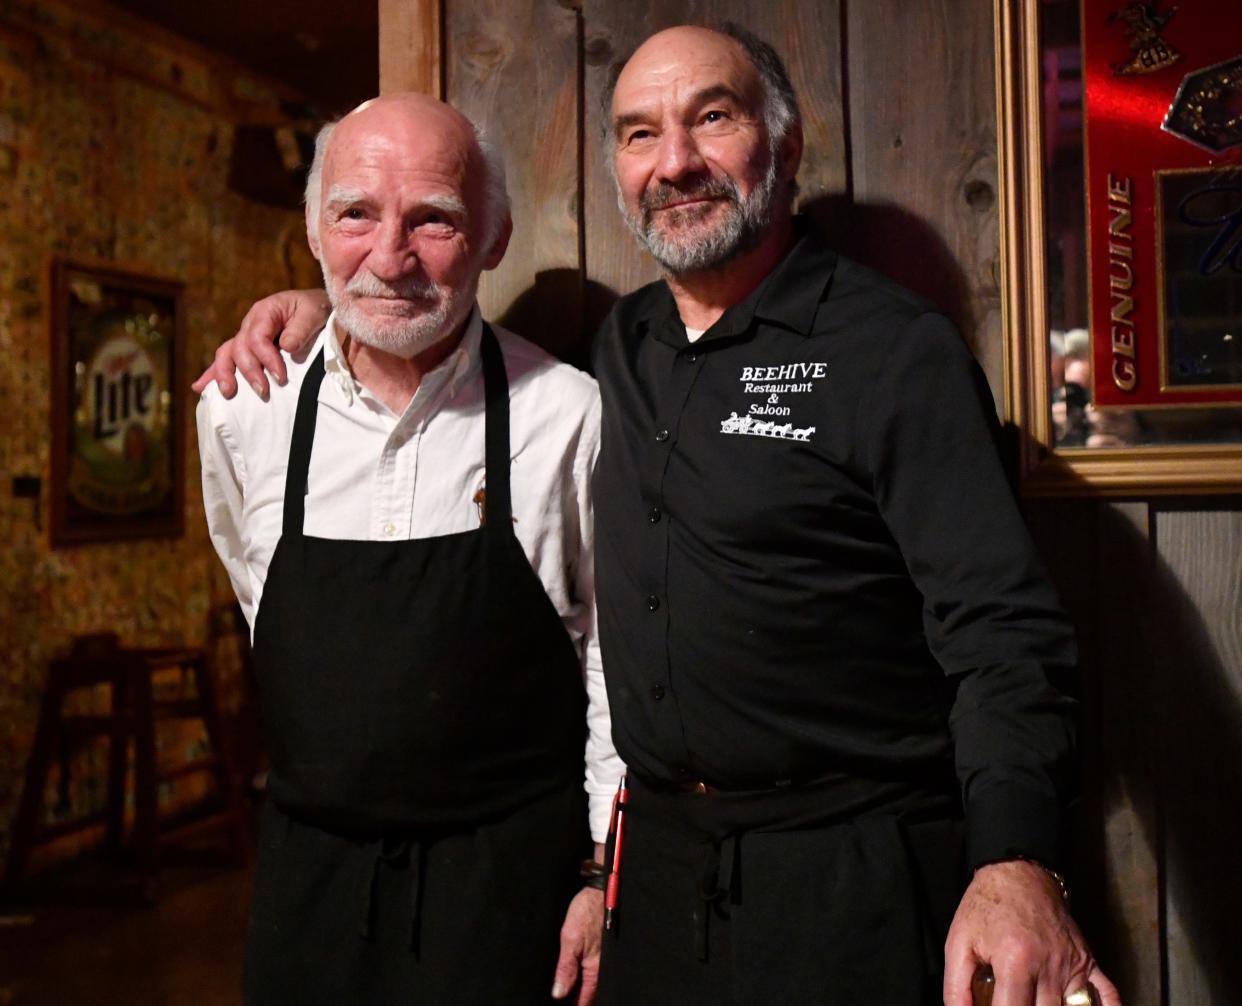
[779,120,804,185]
[305,203,322,260]
[481,213,513,271]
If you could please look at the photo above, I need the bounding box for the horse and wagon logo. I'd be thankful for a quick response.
[719,412,816,442]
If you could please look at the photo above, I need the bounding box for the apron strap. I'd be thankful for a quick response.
[357,836,425,956]
[283,348,328,535]
[478,323,513,533]
[694,833,738,962]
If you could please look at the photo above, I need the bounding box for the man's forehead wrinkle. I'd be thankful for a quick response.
[325,127,474,195]
[613,41,763,124]
[327,98,478,179]
[611,83,752,140]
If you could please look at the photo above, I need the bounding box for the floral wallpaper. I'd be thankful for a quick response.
[0,2,306,867]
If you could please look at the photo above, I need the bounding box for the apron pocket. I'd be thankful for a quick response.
[731,815,928,1005]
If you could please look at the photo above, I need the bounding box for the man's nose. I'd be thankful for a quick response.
[655,127,707,183]
[367,216,417,279]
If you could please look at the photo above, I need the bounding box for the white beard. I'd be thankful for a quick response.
[323,267,475,359]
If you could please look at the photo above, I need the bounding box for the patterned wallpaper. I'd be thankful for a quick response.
[0,4,308,866]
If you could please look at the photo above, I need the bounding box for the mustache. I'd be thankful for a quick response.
[345,271,440,301]
[640,175,739,214]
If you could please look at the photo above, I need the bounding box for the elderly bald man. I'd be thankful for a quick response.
[196,93,619,1005]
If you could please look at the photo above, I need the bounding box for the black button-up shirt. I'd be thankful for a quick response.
[592,222,1077,870]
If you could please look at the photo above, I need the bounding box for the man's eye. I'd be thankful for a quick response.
[418,214,455,231]
[702,110,728,124]
[342,208,366,220]
[625,129,653,146]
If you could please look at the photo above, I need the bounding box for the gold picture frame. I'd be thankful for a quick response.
[994,0,1242,496]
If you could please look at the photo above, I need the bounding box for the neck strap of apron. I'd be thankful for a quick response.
[282,323,512,535]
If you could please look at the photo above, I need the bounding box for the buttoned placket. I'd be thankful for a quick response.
[639,322,709,778]
[324,341,473,542]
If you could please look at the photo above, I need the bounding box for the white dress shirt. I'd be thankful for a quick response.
[197,307,622,841]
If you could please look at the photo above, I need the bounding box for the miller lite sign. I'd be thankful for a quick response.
[51,261,184,545]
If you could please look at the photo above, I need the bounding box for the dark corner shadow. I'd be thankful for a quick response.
[1143,499,1242,1003]
[1027,481,1242,1005]
[494,269,620,373]
[799,194,977,339]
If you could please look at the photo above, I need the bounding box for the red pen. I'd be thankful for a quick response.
[604,775,628,931]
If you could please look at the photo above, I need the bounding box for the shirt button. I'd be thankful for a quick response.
[382,522,397,537]
[655,428,669,442]
[645,594,660,612]
[647,506,662,524]
[685,352,698,363]
[651,684,665,701]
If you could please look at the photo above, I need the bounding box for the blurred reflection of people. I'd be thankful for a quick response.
[1050,328,1139,448]
[1086,404,1142,449]
[1049,330,1067,392]
[1051,340,1091,447]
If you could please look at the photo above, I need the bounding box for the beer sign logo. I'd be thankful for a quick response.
[67,281,174,517]
[85,334,158,460]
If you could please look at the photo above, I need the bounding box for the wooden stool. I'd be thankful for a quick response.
[3,633,250,900]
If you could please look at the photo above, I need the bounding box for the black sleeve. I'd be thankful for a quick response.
[863,312,1078,872]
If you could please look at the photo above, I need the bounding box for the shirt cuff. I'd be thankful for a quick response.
[965,785,1065,873]
[587,791,613,845]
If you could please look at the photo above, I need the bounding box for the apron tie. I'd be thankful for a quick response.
[693,833,737,962]
[358,836,425,955]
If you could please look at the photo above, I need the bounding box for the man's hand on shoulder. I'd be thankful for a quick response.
[191,289,331,399]
[944,859,1121,1006]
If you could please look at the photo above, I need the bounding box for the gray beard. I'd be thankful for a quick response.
[619,157,780,276]
[322,268,472,360]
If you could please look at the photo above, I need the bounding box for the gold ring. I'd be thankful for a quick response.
[1064,987,1097,1006]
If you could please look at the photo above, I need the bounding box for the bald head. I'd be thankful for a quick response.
[618,26,760,101]
[305,93,508,247]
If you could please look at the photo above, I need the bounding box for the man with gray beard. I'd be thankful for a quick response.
[588,22,1118,1006]
[196,93,619,1005]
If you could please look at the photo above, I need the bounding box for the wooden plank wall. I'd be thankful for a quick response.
[1025,499,1164,1004]
[1026,498,1242,1006]
[1151,507,1242,1004]
[447,0,583,358]
[381,2,1242,1001]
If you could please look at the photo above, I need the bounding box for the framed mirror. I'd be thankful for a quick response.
[995,0,1242,495]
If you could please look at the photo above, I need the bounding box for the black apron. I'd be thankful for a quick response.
[598,773,965,1006]
[245,326,589,1005]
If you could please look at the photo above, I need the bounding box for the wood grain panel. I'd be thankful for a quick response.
[843,0,1002,400]
[1024,499,1163,1005]
[1091,503,1162,1005]
[581,0,846,334]
[379,0,442,96]
[1152,508,1242,1006]
[445,0,582,357]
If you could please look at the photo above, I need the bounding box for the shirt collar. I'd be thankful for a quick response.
[321,304,484,408]
[638,218,838,348]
